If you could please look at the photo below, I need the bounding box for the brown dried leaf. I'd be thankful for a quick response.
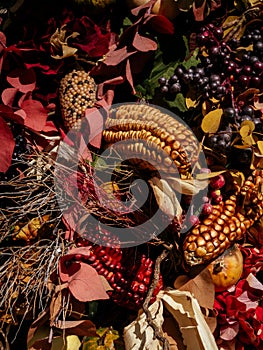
[173,268,215,310]
[201,108,223,134]
[149,177,182,220]
[254,98,263,111]
[195,169,226,180]
[166,176,208,195]
[50,25,79,59]
[54,319,97,337]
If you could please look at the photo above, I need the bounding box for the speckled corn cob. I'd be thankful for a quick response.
[103,104,199,176]
[59,69,96,130]
[184,170,263,266]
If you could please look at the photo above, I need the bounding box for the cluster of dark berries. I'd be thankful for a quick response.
[158,23,262,101]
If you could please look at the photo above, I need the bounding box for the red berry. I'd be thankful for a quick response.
[210,174,225,189]
[190,215,200,226]
[214,194,223,203]
[202,203,213,215]
[210,189,221,199]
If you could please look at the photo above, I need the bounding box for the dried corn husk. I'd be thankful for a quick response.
[124,289,218,350]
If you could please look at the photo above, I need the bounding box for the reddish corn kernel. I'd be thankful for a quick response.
[96,249,106,257]
[138,283,147,294]
[87,254,96,262]
[115,262,122,271]
[143,276,151,285]
[144,268,153,277]
[131,281,139,292]
[136,271,145,282]
[74,254,83,261]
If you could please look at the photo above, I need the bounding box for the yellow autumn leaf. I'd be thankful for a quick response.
[242,134,256,146]
[257,141,263,155]
[240,120,255,132]
[222,16,239,37]
[66,335,81,350]
[230,170,245,187]
[201,109,223,134]
[240,124,251,138]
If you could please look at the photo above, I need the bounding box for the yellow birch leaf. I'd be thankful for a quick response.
[201,109,223,134]
[229,170,245,187]
[257,141,263,154]
[240,120,255,132]
[66,335,81,350]
[186,96,198,109]
[242,134,256,146]
[240,125,250,138]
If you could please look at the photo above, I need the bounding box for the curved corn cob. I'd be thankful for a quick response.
[103,104,199,176]
[183,170,263,266]
[59,69,97,130]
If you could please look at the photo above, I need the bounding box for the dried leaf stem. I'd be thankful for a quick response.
[143,248,172,350]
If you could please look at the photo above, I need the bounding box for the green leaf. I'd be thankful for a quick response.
[182,48,200,69]
[134,45,199,101]
[165,93,188,112]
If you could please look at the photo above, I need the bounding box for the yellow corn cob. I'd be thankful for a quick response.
[59,69,97,130]
[183,170,263,266]
[103,104,199,176]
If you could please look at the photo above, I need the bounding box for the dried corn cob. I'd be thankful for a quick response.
[103,104,199,176]
[75,239,163,309]
[59,69,97,130]
[183,170,263,266]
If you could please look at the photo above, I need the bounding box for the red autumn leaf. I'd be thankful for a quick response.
[193,0,207,21]
[126,60,135,95]
[0,104,25,124]
[14,109,27,122]
[0,32,6,54]
[42,120,59,133]
[28,338,52,350]
[143,14,174,34]
[7,68,36,93]
[1,88,19,107]
[21,99,48,131]
[18,91,32,108]
[54,319,97,337]
[236,291,258,311]
[82,107,104,149]
[103,46,136,66]
[59,246,93,282]
[131,0,157,17]
[0,116,15,172]
[68,262,109,302]
[132,32,157,52]
[220,322,239,341]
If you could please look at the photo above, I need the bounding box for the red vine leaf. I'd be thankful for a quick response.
[0,117,15,172]
[54,319,97,337]
[7,68,36,93]
[1,88,19,107]
[193,0,207,21]
[132,32,157,52]
[143,14,174,34]
[21,99,48,131]
[0,104,24,124]
[68,262,109,302]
